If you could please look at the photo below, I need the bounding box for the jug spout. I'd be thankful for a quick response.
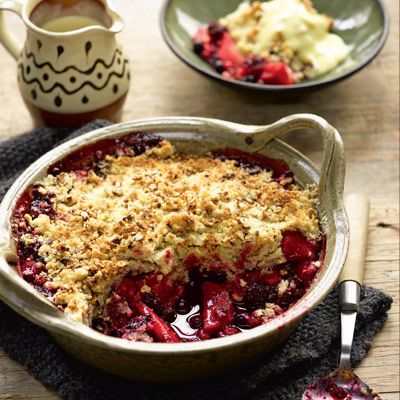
[103,0,124,34]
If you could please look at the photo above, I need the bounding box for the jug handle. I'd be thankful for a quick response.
[0,0,23,60]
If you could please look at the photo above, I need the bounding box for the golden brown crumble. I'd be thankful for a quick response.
[21,140,320,322]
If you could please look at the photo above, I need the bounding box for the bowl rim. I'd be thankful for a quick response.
[159,0,390,92]
[0,115,348,354]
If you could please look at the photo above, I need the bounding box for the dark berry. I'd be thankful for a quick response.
[108,328,123,338]
[193,40,203,55]
[242,283,278,309]
[188,314,202,329]
[278,287,304,308]
[160,307,177,323]
[142,293,161,310]
[29,187,55,218]
[208,270,227,283]
[243,74,257,83]
[251,55,264,65]
[210,56,225,73]
[233,312,249,329]
[175,298,191,314]
[142,293,177,323]
[215,60,225,73]
[208,21,225,41]
[117,133,162,157]
[17,241,41,262]
[292,275,305,288]
[209,55,218,65]
[233,158,256,169]
[277,294,291,308]
[132,143,146,155]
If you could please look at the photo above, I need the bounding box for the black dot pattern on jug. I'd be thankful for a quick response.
[43,73,49,81]
[57,45,64,57]
[31,90,37,100]
[85,41,92,55]
[54,96,62,107]
[69,76,76,83]
[82,96,89,104]
[26,66,31,74]
[113,84,118,94]
[97,72,103,79]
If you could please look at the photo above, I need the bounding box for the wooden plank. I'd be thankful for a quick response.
[0,350,58,399]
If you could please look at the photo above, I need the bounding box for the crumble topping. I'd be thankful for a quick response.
[17,139,320,324]
[219,0,349,78]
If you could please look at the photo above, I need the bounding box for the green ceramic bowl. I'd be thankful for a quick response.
[160,0,389,91]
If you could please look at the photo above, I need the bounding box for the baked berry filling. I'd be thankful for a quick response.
[12,132,323,343]
[93,236,322,343]
[193,22,294,85]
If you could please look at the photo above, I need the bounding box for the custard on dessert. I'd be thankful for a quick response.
[12,133,324,342]
[192,0,350,85]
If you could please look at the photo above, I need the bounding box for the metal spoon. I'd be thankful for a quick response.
[302,194,382,400]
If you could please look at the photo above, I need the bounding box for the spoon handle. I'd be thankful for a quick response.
[338,194,370,369]
[338,194,370,314]
[339,193,370,285]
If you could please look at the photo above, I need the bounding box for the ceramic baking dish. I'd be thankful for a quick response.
[0,114,348,382]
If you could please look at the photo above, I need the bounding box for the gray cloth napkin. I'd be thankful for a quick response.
[0,121,392,400]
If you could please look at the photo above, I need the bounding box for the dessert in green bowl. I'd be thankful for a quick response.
[160,0,388,91]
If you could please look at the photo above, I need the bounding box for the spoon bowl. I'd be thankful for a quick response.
[303,368,382,399]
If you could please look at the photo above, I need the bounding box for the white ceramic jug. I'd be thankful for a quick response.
[0,0,130,127]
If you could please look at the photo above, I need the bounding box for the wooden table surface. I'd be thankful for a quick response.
[0,1,399,399]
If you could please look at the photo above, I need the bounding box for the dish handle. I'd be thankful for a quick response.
[249,113,346,206]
